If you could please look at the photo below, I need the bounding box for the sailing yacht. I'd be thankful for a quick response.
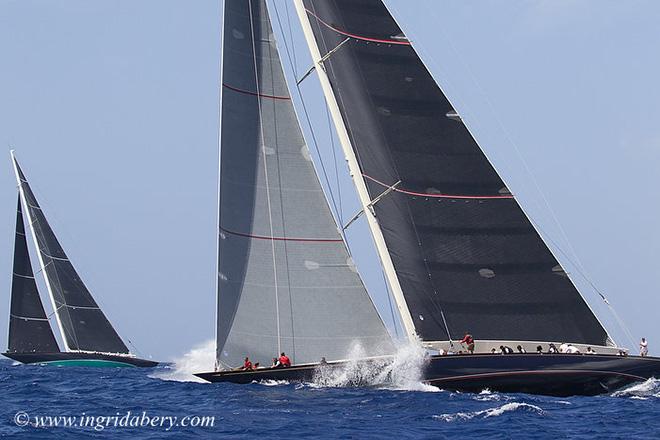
[196,0,660,395]
[3,152,157,368]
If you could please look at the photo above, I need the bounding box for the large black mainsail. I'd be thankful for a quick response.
[215,0,393,368]
[7,198,60,354]
[296,0,610,347]
[12,156,129,354]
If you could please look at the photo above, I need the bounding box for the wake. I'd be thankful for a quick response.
[150,340,215,383]
[611,378,660,399]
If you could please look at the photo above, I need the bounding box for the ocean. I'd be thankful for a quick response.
[1,342,659,439]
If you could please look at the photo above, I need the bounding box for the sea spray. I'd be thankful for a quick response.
[312,338,439,392]
[611,377,660,399]
[151,340,215,383]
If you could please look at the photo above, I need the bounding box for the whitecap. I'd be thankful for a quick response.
[434,402,545,422]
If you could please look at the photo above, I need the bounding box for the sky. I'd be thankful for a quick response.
[0,0,658,361]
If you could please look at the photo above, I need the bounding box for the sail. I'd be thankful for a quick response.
[7,198,60,353]
[13,158,129,354]
[216,0,393,368]
[297,0,610,346]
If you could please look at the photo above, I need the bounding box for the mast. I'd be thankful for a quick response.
[11,150,70,352]
[7,196,60,353]
[293,0,417,343]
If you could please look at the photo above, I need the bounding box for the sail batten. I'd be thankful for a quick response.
[11,155,129,354]
[296,0,610,346]
[215,0,393,369]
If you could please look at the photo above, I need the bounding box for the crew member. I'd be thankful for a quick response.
[459,332,475,354]
[279,352,291,368]
[640,338,649,357]
[242,356,252,370]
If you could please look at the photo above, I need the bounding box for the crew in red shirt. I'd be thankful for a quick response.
[242,356,253,370]
[279,352,291,368]
[459,332,475,354]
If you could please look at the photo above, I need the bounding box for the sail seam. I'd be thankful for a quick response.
[305,8,411,46]
[363,174,515,200]
[223,83,290,100]
[220,226,343,242]
[13,272,35,279]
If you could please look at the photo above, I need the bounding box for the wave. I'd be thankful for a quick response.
[434,402,545,422]
[150,340,215,383]
[611,378,660,399]
[311,339,440,392]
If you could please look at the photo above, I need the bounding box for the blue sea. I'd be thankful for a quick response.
[1,350,659,439]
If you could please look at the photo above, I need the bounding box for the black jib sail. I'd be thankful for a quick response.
[8,197,60,354]
[297,0,610,346]
[215,0,393,368]
[12,156,129,354]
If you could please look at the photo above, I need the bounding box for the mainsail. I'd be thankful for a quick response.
[215,0,393,368]
[12,155,129,354]
[295,0,610,346]
[8,198,60,354]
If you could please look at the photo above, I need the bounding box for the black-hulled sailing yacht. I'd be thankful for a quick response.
[196,0,660,395]
[3,152,157,367]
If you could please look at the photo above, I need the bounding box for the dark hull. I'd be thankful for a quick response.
[195,353,660,396]
[2,351,158,368]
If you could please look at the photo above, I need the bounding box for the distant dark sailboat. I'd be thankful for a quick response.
[3,152,157,368]
[196,0,660,395]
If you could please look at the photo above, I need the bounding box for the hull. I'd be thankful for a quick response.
[2,351,158,368]
[195,353,660,396]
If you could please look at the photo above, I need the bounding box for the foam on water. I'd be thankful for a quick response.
[311,339,440,392]
[611,378,660,399]
[151,340,215,383]
[434,402,545,422]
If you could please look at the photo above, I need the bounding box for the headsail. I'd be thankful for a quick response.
[295,0,610,346]
[11,154,129,354]
[215,0,393,368]
[8,197,60,353]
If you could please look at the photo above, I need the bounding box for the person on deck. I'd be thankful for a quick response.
[271,357,280,368]
[499,345,514,354]
[536,345,543,354]
[517,345,526,354]
[640,338,649,357]
[585,347,596,355]
[459,332,475,354]
[559,342,569,353]
[565,344,580,354]
[242,357,253,371]
[547,343,558,354]
[279,352,291,368]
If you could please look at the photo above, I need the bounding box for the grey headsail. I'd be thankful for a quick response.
[8,197,60,354]
[216,0,393,368]
[12,156,129,354]
[296,0,610,346]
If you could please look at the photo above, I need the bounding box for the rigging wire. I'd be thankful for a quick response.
[270,0,346,239]
[248,0,282,355]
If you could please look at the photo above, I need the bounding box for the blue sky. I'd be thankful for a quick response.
[0,1,658,360]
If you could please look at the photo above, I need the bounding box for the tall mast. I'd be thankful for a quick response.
[293,0,417,343]
[10,151,70,352]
